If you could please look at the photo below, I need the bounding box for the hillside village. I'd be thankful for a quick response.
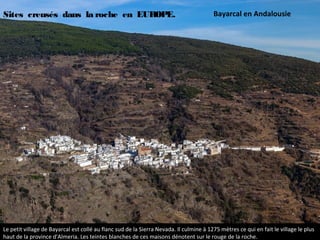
[17,134,293,174]
[18,135,227,174]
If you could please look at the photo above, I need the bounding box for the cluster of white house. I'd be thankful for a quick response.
[21,134,229,174]
[20,134,288,174]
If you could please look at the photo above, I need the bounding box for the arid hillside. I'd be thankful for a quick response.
[1,55,319,149]
[0,20,320,223]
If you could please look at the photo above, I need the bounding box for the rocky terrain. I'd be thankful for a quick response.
[0,19,319,223]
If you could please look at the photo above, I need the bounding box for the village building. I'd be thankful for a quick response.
[21,133,287,174]
[308,149,320,160]
[138,146,152,156]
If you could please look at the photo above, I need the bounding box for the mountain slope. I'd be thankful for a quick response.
[1,19,320,96]
[0,19,320,223]
[0,19,140,57]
